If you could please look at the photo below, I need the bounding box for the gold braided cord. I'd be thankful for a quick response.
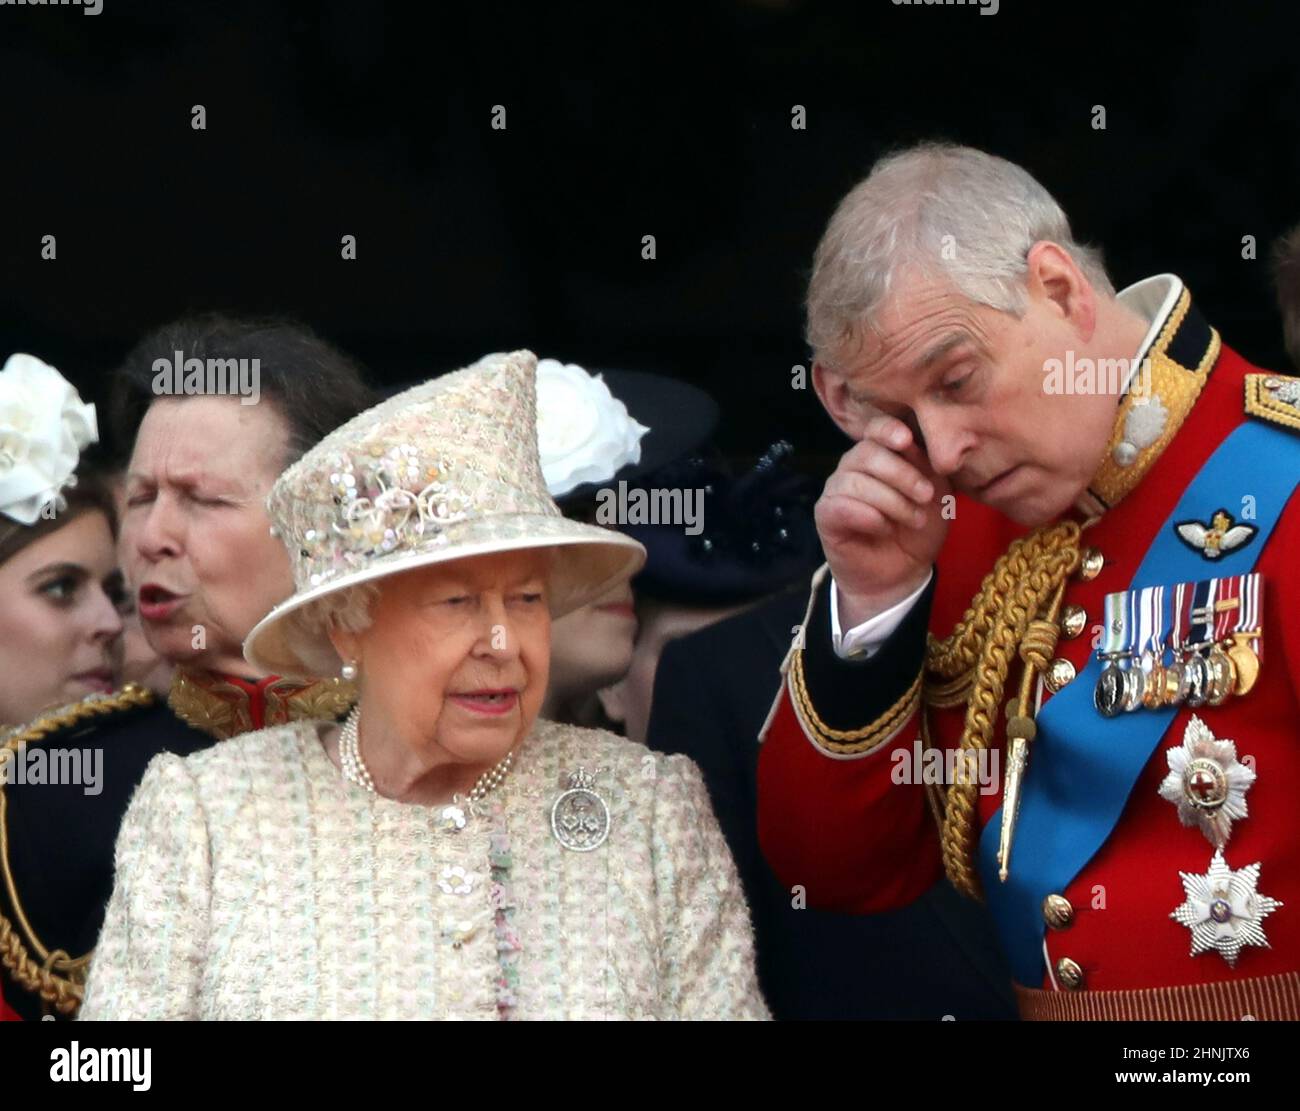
[0,683,155,1016]
[924,522,1083,899]
[789,651,923,754]
[922,666,973,709]
[0,918,82,1016]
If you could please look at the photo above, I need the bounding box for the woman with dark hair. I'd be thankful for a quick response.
[0,415,126,726]
[0,318,377,1020]
[0,353,126,1022]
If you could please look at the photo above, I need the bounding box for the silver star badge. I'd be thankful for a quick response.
[1158,715,1255,848]
[1171,850,1282,967]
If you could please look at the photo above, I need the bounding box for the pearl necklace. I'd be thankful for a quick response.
[337,706,515,811]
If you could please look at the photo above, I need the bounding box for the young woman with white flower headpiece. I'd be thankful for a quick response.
[0,353,132,1022]
[0,355,126,728]
[0,317,377,1022]
[80,349,769,1021]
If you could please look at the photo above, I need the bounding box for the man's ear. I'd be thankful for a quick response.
[1025,241,1097,342]
[812,362,866,440]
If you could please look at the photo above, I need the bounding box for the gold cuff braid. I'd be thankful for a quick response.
[788,647,923,755]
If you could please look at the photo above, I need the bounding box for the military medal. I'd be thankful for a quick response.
[1095,660,1127,717]
[1228,631,1262,696]
[550,766,610,852]
[1094,574,1263,717]
[1171,850,1282,967]
[1094,592,1132,718]
[1120,590,1148,712]
[1158,715,1255,848]
[1160,581,1192,707]
[1135,585,1169,710]
[1181,654,1210,706]
[1204,647,1235,706]
[1181,578,1218,708]
[1220,573,1263,697]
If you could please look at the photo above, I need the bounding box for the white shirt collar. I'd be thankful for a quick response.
[1116,273,1184,391]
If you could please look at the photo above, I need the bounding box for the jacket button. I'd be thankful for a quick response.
[1060,604,1087,639]
[1056,957,1085,990]
[1044,658,1077,693]
[1042,894,1074,929]
[1077,548,1104,580]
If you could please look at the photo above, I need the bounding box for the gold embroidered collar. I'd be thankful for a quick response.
[1084,280,1221,512]
[168,668,356,740]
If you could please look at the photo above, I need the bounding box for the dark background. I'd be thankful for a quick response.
[3,0,1298,471]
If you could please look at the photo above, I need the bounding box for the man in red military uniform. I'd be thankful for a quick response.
[757,142,1300,1019]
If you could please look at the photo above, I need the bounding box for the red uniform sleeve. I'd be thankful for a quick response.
[756,571,943,913]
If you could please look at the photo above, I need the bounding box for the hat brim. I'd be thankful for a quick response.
[243,514,646,679]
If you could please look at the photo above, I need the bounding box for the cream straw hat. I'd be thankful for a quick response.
[244,350,645,678]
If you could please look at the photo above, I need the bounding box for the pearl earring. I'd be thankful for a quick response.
[341,660,359,682]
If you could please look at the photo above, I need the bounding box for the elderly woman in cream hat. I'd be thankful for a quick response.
[80,351,768,1021]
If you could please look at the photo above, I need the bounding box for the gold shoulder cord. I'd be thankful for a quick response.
[0,683,154,1016]
[785,522,1083,902]
[924,521,1083,899]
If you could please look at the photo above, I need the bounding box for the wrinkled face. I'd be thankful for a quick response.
[335,551,552,770]
[822,265,1119,525]
[0,511,124,725]
[120,398,296,675]
[546,578,637,704]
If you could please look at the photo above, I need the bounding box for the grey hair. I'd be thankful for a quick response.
[293,582,381,654]
[806,142,1114,371]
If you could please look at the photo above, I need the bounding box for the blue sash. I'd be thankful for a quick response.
[978,419,1300,986]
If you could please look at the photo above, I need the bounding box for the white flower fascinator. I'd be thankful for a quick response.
[0,354,99,526]
[535,358,649,498]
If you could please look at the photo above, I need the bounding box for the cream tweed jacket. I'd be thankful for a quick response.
[80,719,769,1020]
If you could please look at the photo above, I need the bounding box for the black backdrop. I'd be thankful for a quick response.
[3,0,1299,471]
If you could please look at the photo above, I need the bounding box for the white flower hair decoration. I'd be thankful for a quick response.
[535,358,649,498]
[0,354,99,526]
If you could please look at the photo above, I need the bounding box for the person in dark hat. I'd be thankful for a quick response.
[599,442,825,744]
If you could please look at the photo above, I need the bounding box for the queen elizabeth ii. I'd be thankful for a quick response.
[79,350,768,1020]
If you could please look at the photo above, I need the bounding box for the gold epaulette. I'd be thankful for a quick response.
[0,683,155,1017]
[1244,373,1300,433]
